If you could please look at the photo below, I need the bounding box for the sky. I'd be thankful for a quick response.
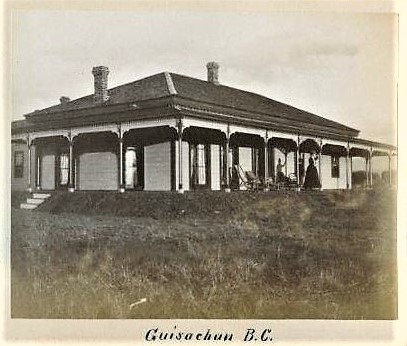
[11,9,397,145]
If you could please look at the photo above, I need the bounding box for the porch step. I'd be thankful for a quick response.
[20,203,38,210]
[20,193,51,210]
[26,198,45,205]
[32,193,51,199]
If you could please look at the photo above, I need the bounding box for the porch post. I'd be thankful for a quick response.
[350,154,353,189]
[365,156,369,188]
[178,118,184,193]
[319,139,323,190]
[27,134,32,193]
[225,125,231,193]
[68,136,75,192]
[271,146,276,182]
[369,149,373,187]
[388,154,392,185]
[345,142,350,189]
[118,126,125,193]
[36,149,41,190]
[263,134,269,191]
[296,135,300,191]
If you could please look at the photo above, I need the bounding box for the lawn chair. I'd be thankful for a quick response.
[276,172,298,190]
[234,164,262,191]
[286,173,298,189]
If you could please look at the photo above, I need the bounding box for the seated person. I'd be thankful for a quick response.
[276,158,286,183]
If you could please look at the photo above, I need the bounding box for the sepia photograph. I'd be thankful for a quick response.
[3,0,403,343]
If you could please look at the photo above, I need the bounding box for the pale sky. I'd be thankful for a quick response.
[11,10,397,145]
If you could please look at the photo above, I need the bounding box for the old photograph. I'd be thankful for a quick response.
[8,4,398,326]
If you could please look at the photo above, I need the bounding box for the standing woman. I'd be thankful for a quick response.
[303,157,321,189]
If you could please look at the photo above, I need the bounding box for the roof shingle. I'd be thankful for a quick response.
[23,71,358,135]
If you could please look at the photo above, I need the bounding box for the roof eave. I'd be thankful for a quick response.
[170,95,360,139]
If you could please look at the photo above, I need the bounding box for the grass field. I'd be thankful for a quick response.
[11,189,397,319]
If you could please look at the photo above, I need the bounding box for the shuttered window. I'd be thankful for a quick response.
[14,151,24,178]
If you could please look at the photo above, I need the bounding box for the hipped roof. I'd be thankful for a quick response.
[15,71,359,138]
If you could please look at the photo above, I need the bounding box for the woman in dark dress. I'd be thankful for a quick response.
[303,157,321,189]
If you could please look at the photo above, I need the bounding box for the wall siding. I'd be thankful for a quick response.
[320,155,347,190]
[41,152,56,190]
[144,142,171,191]
[339,157,347,188]
[210,144,221,190]
[78,152,118,190]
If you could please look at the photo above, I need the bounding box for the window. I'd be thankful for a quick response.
[14,151,24,178]
[190,143,209,187]
[59,153,69,186]
[331,156,340,178]
[196,144,207,184]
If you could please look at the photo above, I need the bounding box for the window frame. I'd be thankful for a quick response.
[331,156,340,178]
[190,143,211,189]
[58,153,69,186]
[14,150,24,179]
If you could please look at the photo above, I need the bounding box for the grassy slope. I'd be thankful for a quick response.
[11,189,397,319]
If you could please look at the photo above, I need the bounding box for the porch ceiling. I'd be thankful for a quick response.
[183,126,224,144]
[270,137,297,153]
[349,147,369,158]
[230,132,264,147]
[123,126,176,146]
[299,138,321,154]
[322,144,347,157]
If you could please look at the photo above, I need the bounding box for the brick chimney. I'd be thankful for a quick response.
[206,61,219,85]
[59,96,70,105]
[92,66,109,103]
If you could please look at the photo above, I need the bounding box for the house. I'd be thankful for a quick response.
[11,62,397,193]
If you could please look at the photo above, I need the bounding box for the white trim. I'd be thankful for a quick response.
[349,143,371,152]
[11,133,28,142]
[298,135,321,145]
[29,129,71,141]
[229,124,266,138]
[164,72,177,95]
[121,118,178,134]
[371,147,392,156]
[269,130,298,142]
[71,123,119,138]
[183,116,228,134]
[321,138,348,148]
